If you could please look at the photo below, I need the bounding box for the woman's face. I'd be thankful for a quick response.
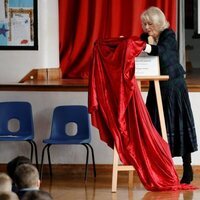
[142,21,160,39]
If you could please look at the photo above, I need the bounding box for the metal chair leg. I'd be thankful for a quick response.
[86,143,96,177]
[47,144,52,178]
[27,140,33,162]
[31,140,39,169]
[40,144,49,180]
[82,144,89,181]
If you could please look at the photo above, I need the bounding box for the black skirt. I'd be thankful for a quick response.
[146,76,198,157]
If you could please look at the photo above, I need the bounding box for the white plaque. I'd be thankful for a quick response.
[135,52,160,76]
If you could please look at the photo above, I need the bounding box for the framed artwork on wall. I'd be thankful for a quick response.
[0,0,38,50]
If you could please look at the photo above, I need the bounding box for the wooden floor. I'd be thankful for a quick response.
[39,166,200,200]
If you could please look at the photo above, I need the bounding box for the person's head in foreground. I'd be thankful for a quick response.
[0,173,12,192]
[22,190,53,200]
[14,163,40,190]
[7,156,32,182]
[0,191,19,200]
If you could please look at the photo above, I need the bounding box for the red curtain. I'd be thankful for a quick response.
[59,0,177,78]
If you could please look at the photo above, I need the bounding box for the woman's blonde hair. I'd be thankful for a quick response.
[141,6,170,32]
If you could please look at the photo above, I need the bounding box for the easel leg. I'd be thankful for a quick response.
[154,80,168,142]
[128,170,134,189]
[112,145,119,192]
[137,80,142,91]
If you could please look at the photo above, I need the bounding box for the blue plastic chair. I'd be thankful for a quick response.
[0,101,38,167]
[40,105,96,180]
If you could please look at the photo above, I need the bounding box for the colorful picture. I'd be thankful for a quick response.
[0,0,38,50]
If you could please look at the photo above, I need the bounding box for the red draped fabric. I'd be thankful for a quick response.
[88,36,197,191]
[59,0,177,78]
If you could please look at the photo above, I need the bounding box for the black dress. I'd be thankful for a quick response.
[141,29,198,157]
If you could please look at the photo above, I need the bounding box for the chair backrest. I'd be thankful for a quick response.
[0,101,34,137]
[50,105,91,143]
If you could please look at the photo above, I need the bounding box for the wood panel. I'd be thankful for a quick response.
[19,68,62,83]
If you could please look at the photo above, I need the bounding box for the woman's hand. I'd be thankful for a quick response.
[148,36,155,45]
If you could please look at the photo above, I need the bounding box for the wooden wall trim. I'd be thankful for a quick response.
[0,164,200,177]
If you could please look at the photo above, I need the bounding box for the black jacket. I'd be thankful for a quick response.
[140,29,185,79]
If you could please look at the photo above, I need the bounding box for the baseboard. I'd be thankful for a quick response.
[1,164,200,177]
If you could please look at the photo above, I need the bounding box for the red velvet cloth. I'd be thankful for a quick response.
[88,37,197,191]
[59,0,177,78]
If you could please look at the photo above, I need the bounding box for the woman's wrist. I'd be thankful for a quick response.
[143,43,152,53]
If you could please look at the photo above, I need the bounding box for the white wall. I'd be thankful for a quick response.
[0,91,113,164]
[0,91,199,166]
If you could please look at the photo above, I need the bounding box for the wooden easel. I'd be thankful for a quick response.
[111,75,169,192]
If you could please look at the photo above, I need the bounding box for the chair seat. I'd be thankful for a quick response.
[43,138,90,144]
[0,135,33,141]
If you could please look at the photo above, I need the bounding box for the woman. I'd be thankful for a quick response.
[140,6,198,184]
